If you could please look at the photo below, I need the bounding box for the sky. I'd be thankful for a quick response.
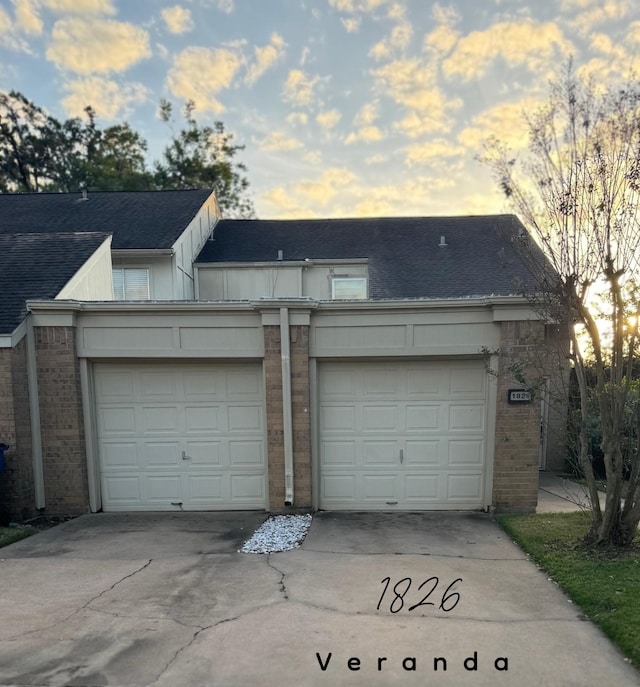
[0,0,639,219]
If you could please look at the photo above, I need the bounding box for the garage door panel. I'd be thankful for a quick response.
[147,475,181,500]
[363,406,397,431]
[185,441,221,466]
[229,440,263,465]
[101,442,138,468]
[144,442,180,467]
[363,475,396,499]
[99,407,136,433]
[319,361,488,510]
[185,406,221,432]
[447,474,483,500]
[448,404,485,431]
[95,362,266,511]
[363,440,398,465]
[230,475,266,499]
[405,440,440,465]
[228,405,262,431]
[321,406,355,431]
[406,405,440,431]
[142,406,179,433]
[140,371,176,398]
[403,475,439,500]
[321,441,356,465]
[102,476,141,503]
[448,440,484,465]
[322,474,356,500]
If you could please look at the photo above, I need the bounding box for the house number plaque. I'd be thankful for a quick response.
[507,389,532,404]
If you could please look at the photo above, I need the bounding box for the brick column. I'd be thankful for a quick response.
[0,341,35,521]
[264,325,285,508]
[290,324,312,507]
[263,320,313,510]
[35,326,88,514]
[492,321,542,513]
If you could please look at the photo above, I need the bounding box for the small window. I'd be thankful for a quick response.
[112,268,150,300]
[331,277,367,299]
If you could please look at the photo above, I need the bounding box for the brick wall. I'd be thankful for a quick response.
[0,341,35,521]
[290,325,312,507]
[264,325,285,508]
[492,321,543,513]
[35,326,88,514]
[263,323,312,510]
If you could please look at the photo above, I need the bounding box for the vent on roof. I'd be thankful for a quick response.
[439,235,447,247]
[277,249,284,261]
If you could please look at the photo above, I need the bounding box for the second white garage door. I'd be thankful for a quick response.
[318,360,488,510]
[94,362,266,511]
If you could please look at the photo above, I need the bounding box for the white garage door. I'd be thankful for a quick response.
[94,362,266,511]
[319,360,488,510]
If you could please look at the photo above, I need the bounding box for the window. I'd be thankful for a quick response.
[112,267,150,300]
[331,277,367,299]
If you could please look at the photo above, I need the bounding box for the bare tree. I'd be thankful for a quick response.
[482,62,640,547]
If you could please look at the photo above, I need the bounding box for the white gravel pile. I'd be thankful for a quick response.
[239,513,313,554]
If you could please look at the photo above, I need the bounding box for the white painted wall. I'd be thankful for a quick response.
[111,256,175,300]
[57,237,114,301]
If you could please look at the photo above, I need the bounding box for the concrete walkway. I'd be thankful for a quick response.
[0,510,638,686]
[537,472,607,513]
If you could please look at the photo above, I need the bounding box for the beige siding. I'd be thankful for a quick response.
[57,237,113,301]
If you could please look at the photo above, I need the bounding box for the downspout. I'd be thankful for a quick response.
[25,316,45,509]
[280,307,294,506]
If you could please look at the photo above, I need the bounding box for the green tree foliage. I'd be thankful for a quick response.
[154,99,254,218]
[0,91,254,217]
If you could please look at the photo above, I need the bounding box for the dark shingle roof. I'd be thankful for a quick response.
[0,232,110,333]
[0,189,213,249]
[196,215,547,299]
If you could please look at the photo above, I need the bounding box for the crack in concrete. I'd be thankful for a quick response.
[83,604,206,631]
[299,548,528,561]
[3,559,153,642]
[266,554,289,600]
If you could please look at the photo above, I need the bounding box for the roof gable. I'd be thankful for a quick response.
[0,189,213,250]
[196,215,548,300]
[0,232,110,333]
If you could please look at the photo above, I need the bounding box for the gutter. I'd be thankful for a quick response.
[280,307,294,506]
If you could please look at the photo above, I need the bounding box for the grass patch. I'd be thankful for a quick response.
[496,512,640,667]
[0,524,37,549]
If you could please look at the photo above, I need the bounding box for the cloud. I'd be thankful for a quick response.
[341,17,360,32]
[42,0,115,13]
[14,0,43,34]
[258,131,303,152]
[431,2,461,25]
[442,20,573,80]
[245,33,286,86]
[424,24,459,54]
[161,5,193,34]
[0,6,31,51]
[47,17,151,73]
[283,69,324,107]
[214,0,234,13]
[61,76,148,119]
[166,46,242,113]
[316,109,341,129]
[405,138,465,167]
[372,59,462,137]
[354,101,378,125]
[328,0,389,12]
[286,112,308,125]
[568,0,631,34]
[369,5,412,60]
[457,99,544,151]
[365,153,387,164]
[345,125,383,144]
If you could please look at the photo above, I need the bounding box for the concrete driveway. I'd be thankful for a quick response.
[0,511,638,687]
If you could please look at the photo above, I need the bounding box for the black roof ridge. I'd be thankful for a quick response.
[219,213,518,223]
[0,188,213,197]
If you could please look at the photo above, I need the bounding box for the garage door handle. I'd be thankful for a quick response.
[399,449,404,464]
[181,451,191,460]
